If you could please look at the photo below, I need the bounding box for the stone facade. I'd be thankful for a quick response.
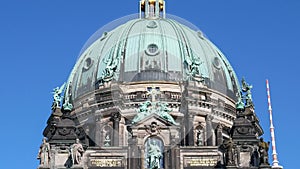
[39,80,270,169]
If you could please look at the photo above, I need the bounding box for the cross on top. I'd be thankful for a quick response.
[147,87,161,102]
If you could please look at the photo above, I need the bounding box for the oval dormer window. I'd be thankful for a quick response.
[146,44,159,56]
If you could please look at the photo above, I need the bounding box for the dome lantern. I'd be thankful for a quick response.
[140,0,166,19]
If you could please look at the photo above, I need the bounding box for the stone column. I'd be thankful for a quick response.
[187,113,195,146]
[112,112,121,146]
[181,81,189,146]
[128,136,139,169]
[170,138,180,169]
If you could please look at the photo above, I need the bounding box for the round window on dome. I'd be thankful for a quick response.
[145,44,159,56]
[83,57,93,71]
[213,57,221,69]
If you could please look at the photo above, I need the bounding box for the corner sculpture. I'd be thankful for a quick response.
[51,83,66,110]
[241,77,254,107]
[37,137,51,166]
[132,88,178,125]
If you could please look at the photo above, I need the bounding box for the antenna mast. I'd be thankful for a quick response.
[266,79,283,169]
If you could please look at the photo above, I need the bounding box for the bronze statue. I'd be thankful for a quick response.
[258,137,270,165]
[37,137,51,166]
[241,78,253,107]
[51,83,66,110]
[132,97,178,125]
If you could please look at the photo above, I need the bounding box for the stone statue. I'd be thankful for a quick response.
[197,130,203,146]
[250,147,259,167]
[224,138,235,166]
[258,138,270,165]
[147,140,162,169]
[241,78,253,107]
[37,137,51,166]
[70,138,84,165]
[51,83,66,110]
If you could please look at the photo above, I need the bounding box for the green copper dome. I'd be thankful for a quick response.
[67,15,240,101]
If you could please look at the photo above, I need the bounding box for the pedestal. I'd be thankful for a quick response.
[226,165,238,169]
[37,166,50,169]
[271,166,283,169]
[259,164,272,169]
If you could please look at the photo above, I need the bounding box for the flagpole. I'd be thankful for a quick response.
[266,79,283,169]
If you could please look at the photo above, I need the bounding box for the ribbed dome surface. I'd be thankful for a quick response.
[68,17,240,101]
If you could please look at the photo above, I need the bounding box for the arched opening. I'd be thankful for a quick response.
[195,125,205,146]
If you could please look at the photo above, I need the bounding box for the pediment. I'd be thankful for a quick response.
[133,113,176,128]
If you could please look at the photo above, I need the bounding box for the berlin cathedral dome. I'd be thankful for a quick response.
[37,1,279,169]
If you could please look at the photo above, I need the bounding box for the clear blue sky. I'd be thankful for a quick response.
[0,0,298,168]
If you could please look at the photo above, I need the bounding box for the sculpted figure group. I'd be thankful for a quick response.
[223,137,270,167]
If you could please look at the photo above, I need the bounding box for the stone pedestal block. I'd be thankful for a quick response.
[259,164,272,169]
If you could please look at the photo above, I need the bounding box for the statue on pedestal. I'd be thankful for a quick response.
[37,137,51,166]
[70,138,84,165]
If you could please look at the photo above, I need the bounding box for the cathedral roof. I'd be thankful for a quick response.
[67,11,240,102]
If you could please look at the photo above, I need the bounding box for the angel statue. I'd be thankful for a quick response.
[241,78,253,107]
[51,83,66,110]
